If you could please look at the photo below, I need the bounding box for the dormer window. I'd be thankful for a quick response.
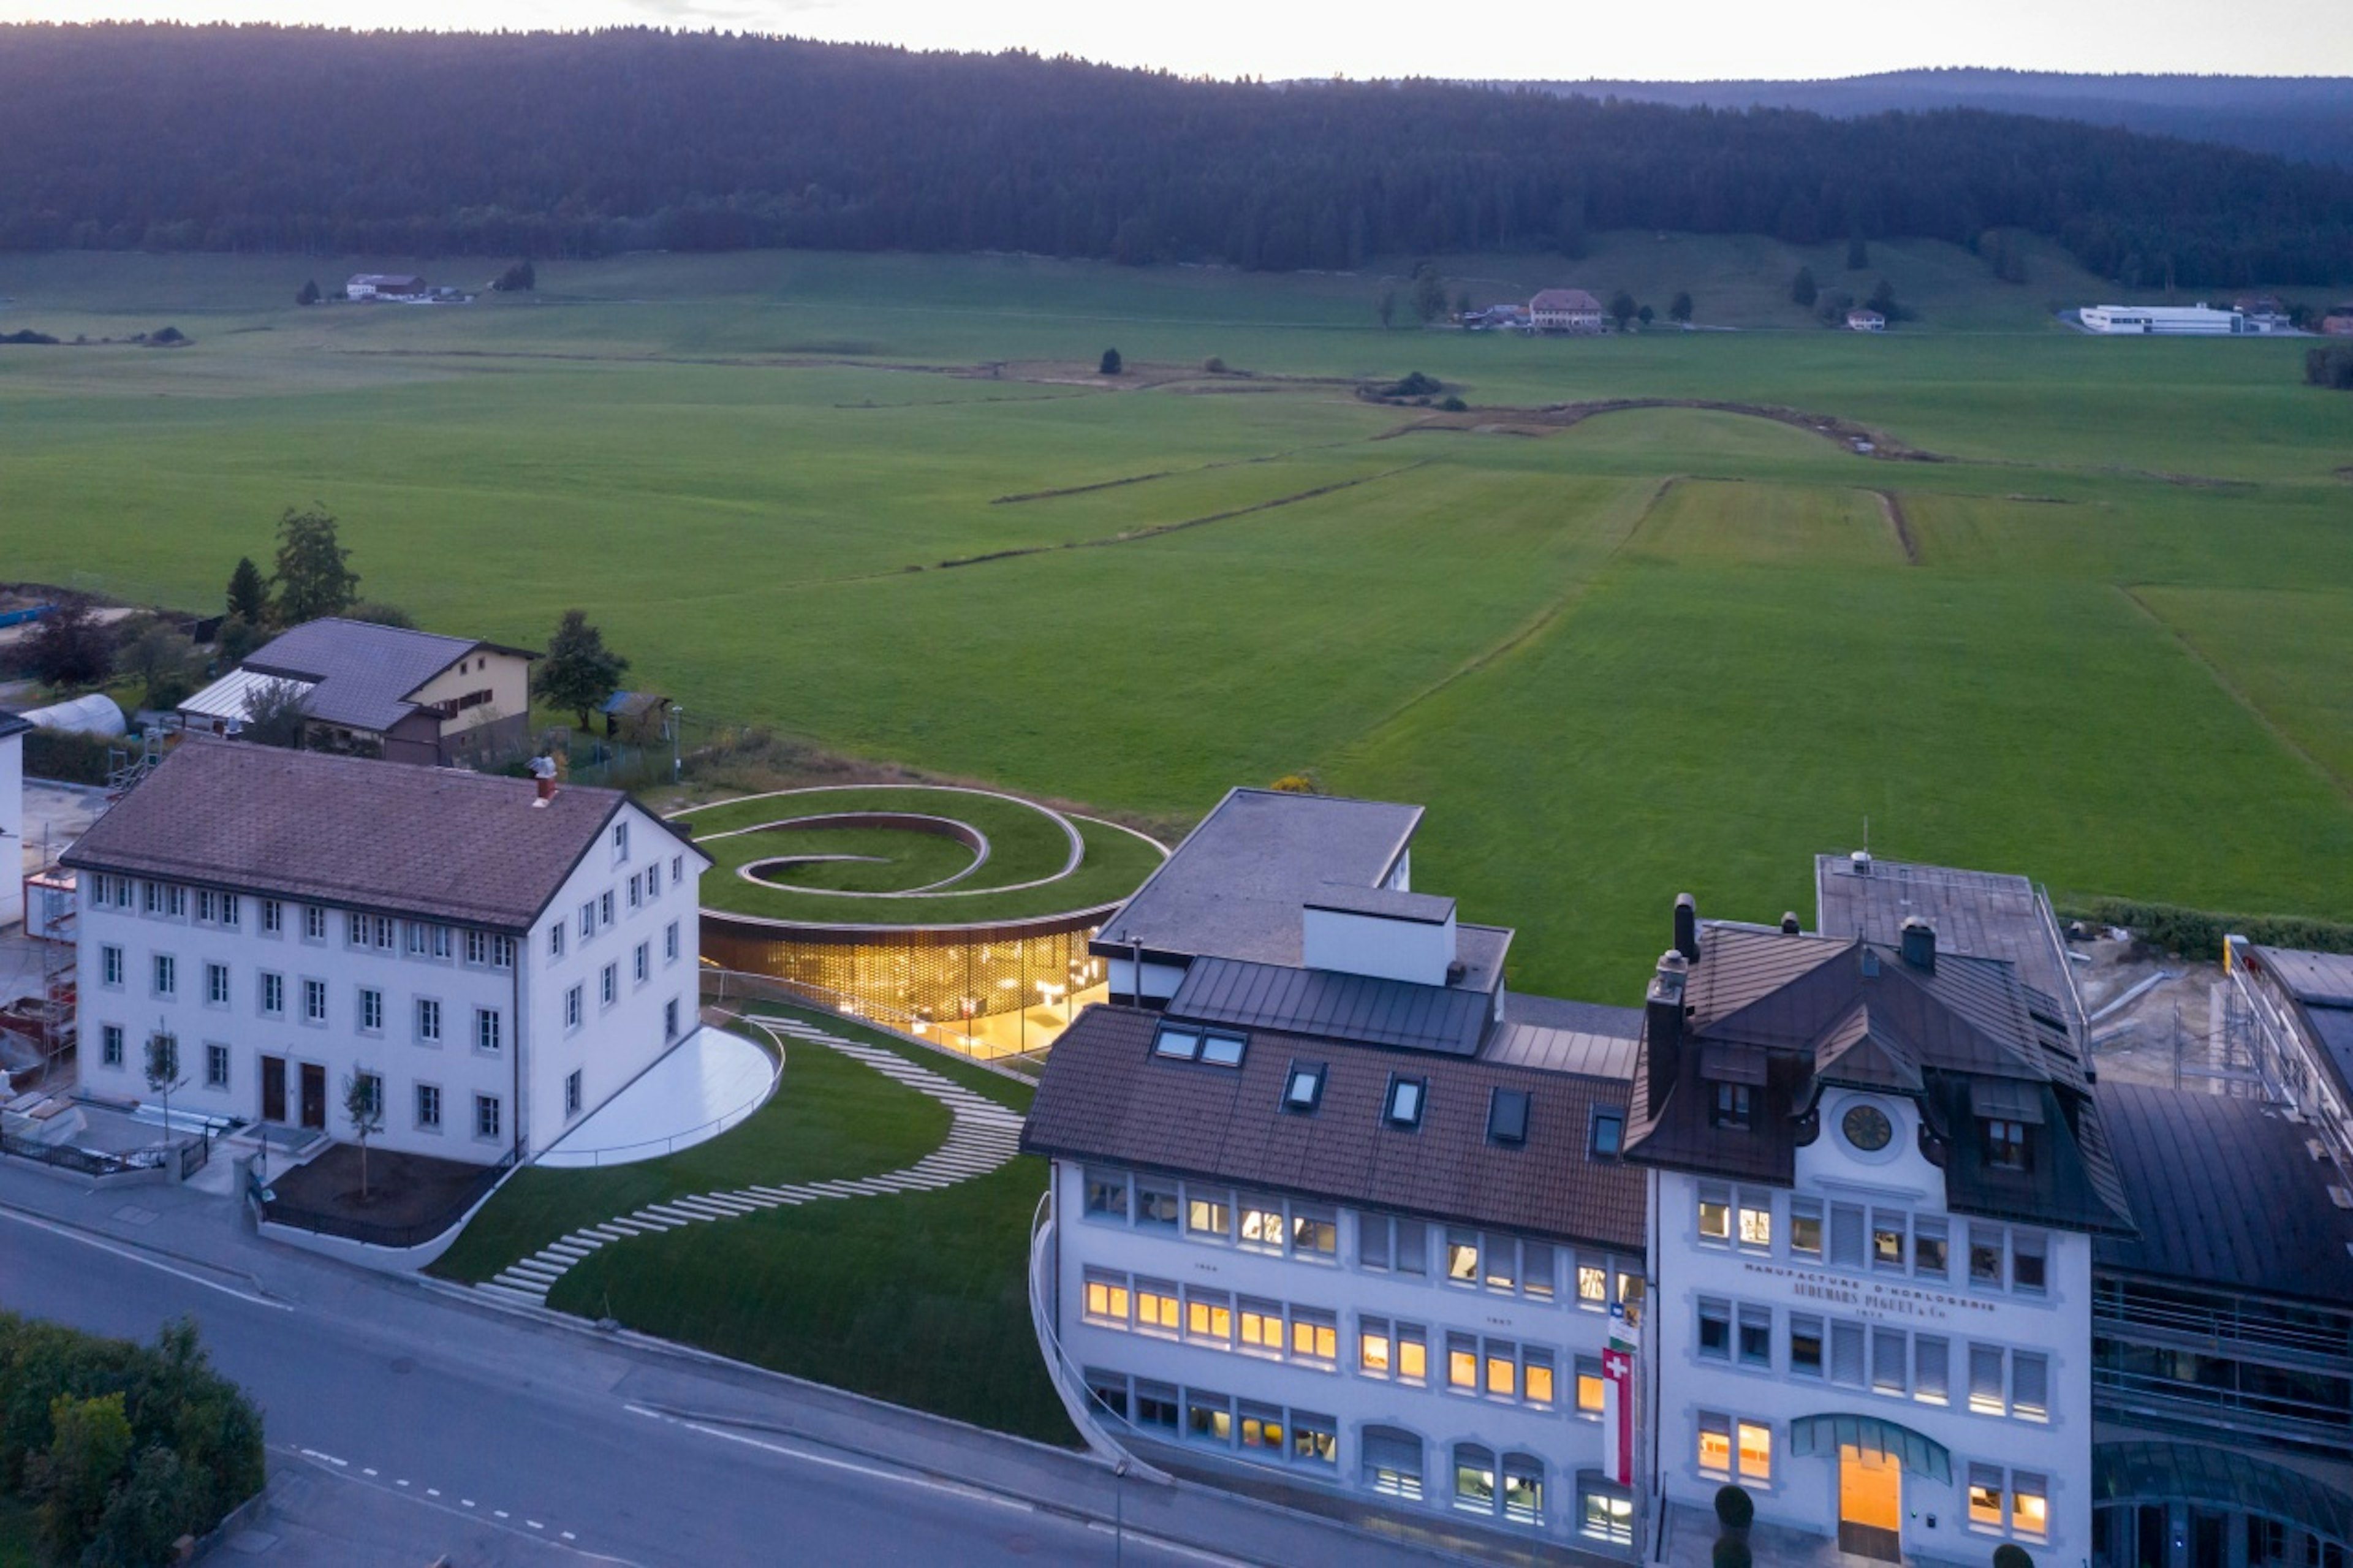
[1984,1118,2031,1172]
[1711,1082,1752,1130]
[1282,1062,1327,1114]
[1385,1075,1427,1130]
[1487,1088,1529,1147]
[1152,1023,1245,1067]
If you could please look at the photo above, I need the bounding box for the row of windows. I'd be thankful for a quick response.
[1688,1414,2048,1540]
[1080,1168,1643,1312]
[1082,1369,1624,1538]
[1697,1184,2050,1295]
[100,952,510,1051]
[1078,1271,1604,1417]
[88,876,521,969]
[1693,1297,2051,1420]
[549,858,682,961]
[561,934,680,1027]
[97,1032,515,1139]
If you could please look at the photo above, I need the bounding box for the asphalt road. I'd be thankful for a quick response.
[0,1204,1243,1567]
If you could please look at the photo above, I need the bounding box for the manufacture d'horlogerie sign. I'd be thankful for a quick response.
[1738,1260,1999,1322]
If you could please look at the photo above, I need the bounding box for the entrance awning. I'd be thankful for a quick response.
[2095,1443,2353,1546]
[1789,1414,1952,1485]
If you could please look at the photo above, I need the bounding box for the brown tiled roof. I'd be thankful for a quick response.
[1627,920,2131,1233]
[61,738,628,931]
[1530,288,1602,312]
[1022,1003,1645,1252]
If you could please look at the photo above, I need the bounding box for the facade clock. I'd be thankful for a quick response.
[1841,1102,1894,1153]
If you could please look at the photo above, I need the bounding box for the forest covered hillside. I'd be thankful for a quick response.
[4,25,2352,286]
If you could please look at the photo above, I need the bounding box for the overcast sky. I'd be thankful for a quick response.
[7,0,2350,81]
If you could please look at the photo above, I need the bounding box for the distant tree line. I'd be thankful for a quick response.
[1,26,2351,287]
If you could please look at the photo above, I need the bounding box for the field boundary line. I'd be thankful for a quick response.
[1870,490,1920,564]
[988,436,1374,505]
[1331,474,1674,762]
[2116,584,2353,807]
[933,461,1430,569]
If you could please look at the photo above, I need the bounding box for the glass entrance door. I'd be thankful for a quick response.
[1838,1444,1903,1562]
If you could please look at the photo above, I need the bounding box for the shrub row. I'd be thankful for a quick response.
[0,1314,263,1567]
[2063,897,2353,961]
[21,729,113,786]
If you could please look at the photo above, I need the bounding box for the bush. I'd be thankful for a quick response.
[2305,346,2353,390]
[1713,1536,1754,1568]
[1714,1483,1754,1529]
[1368,370,1442,400]
[1202,356,1227,373]
[1439,395,1467,412]
[0,1315,263,1566]
[2061,896,2353,961]
[0,328,60,346]
[1098,347,1122,376]
[23,727,115,784]
[1993,1545,2036,1568]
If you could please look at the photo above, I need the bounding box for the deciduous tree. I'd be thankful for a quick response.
[344,1069,384,1200]
[1607,290,1637,330]
[21,600,113,687]
[533,608,629,729]
[1669,290,1694,323]
[270,506,358,626]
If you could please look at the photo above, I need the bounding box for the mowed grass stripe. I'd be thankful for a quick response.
[2126,584,2353,801]
[1335,564,2353,1002]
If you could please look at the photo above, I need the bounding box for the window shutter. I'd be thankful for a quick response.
[2013,1352,2049,1418]
[1831,1323,1865,1386]
[1872,1328,1908,1394]
[1830,1203,1866,1267]
[1915,1335,1949,1400]
[1970,1344,2006,1411]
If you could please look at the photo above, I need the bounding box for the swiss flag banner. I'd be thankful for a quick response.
[1602,1342,1634,1487]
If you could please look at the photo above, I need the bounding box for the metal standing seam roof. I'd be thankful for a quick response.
[1092,787,1424,966]
[1483,993,1643,1080]
[187,618,526,734]
[1021,1003,1647,1251]
[58,738,659,933]
[2093,1081,2353,1303]
[2251,945,2353,1105]
[1167,956,1495,1056]
[1815,854,2083,1037]
[178,667,318,723]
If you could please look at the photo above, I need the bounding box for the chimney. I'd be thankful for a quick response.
[528,754,558,808]
[1900,916,1936,972]
[1646,949,1689,1112]
[1673,893,1700,963]
[1781,911,1802,935]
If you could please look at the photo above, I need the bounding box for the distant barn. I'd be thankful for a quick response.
[346,273,428,301]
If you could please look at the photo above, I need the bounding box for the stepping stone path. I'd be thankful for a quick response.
[478,1015,1026,1307]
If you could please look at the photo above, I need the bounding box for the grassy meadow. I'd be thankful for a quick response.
[4,235,2351,1001]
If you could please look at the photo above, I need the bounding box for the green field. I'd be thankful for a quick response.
[5,237,2352,1001]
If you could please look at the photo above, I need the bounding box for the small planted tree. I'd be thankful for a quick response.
[1714,1483,1755,1531]
[1712,1539,1753,1568]
[1993,1545,2036,1568]
[1607,290,1638,331]
[1636,304,1656,328]
[1670,290,1694,324]
[1098,347,1123,376]
[225,555,270,624]
[295,279,320,307]
[143,1031,183,1138]
[344,1069,384,1201]
[533,608,630,729]
[270,504,358,626]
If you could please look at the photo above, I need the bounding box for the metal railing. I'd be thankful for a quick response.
[0,1129,151,1178]
[1026,1189,1170,1482]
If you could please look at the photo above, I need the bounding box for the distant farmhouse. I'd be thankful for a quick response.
[1845,308,1887,332]
[346,273,428,301]
[178,617,534,765]
[2323,306,2353,337]
[1529,288,1605,334]
[2079,303,2271,335]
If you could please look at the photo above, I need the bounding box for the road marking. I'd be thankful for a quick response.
[426,1487,440,1497]
[396,1479,410,1487]
[299,1448,348,1468]
[528,1520,545,1529]
[0,1207,292,1311]
[562,1531,577,1540]
[461,1498,476,1508]
[362,1467,377,1477]
[677,1418,1034,1516]
[496,1509,511,1518]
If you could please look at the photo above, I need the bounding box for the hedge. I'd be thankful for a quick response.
[0,1314,263,1567]
[2061,898,2353,962]
[21,729,112,786]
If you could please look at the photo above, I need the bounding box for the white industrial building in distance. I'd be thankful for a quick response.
[65,740,709,1161]
[2079,303,2263,335]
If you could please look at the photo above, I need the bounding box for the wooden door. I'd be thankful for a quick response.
[1837,1444,1903,1562]
[300,1063,326,1129]
[260,1056,286,1123]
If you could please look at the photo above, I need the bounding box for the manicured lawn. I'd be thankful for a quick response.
[7,242,2353,1013]
[432,1004,1064,1442]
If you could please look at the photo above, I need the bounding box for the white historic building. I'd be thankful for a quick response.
[66,740,708,1162]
